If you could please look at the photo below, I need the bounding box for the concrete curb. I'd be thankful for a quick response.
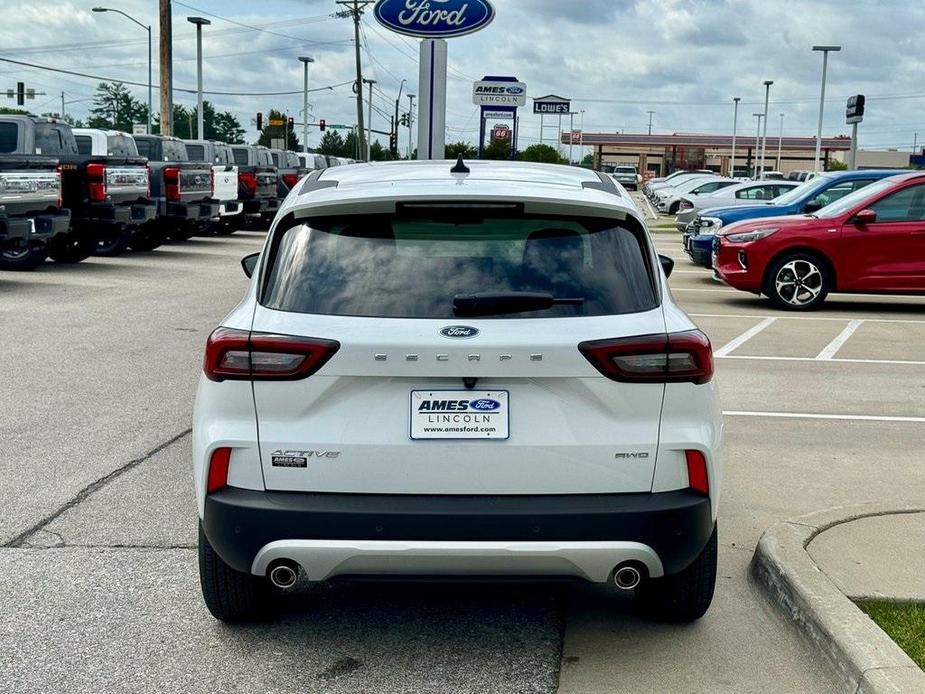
[752,502,925,694]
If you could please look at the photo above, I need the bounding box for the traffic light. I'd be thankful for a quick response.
[256,112,263,130]
[389,131,397,154]
[319,119,326,132]
[288,116,294,128]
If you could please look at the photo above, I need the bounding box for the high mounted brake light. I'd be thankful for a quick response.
[86,162,107,203]
[578,330,714,384]
[204,327,340,382]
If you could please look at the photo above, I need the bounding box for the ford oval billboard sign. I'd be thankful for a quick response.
[374,0,495,38]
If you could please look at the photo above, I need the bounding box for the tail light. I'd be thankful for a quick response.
[207,447,231,493]
[282,172,299,188]
[210,166,215,197]
[145,164,151,199]
[87,162,107,203]
[55,165,63,208]
[204,327,340,382]
[239,171,257,195]
[164,166,181,202]
[685,450,710,496]
[578,330,713,384]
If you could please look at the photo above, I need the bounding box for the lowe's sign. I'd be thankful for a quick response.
[374,0,495,38]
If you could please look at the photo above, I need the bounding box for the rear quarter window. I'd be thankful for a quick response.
[185,144,206,161]
[231,147,249,165]
[0,122,17,152]
[106,134,138,157]
[261,213,658,319]
[75,135,92,155]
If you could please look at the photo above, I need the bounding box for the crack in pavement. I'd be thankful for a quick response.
[7,543,197,552]
[4,428,192,549]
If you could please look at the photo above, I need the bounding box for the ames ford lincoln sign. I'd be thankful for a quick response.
[472,80,528,107]
[374,0,495,38]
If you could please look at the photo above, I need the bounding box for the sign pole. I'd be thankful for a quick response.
[478,111,486,159]
[568,112,574,164]
[417,39,447,160]
[848,121,858,170]
[539,113,544,146]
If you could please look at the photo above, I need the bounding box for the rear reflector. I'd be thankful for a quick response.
[685,450,710,496]
[204,327,340,381]
[578,330,713,384]
[207,447,231,493]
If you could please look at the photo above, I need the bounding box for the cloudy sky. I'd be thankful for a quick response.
[2,0,923,154]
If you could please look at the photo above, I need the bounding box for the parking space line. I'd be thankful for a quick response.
[690,313,925,326]
[816,320,864,360]
[714,317,776,357]
[724,410,925,423]
[643,196,659,220]
[719,354,925,366]
[675,286,925,301]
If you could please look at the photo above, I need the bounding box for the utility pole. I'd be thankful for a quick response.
[647,110,655,136]
[776,112,784,171]
[61,91,65,122]
[730,97,740,178]
[394,78,405,158]
[159,0,172,135]
[407,93,415,159]
[336,0,372,161]
[364,78,376,160]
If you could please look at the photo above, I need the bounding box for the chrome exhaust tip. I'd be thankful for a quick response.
[268,562,299,589]
[613,564,642,590]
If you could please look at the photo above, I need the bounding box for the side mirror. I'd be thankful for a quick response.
[853,208,877,225]
[241,253,259,278]
[803,201,823,213]
[658,254,675,278]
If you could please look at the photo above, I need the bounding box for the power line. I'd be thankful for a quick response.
[172,2,342,44]
[0,56,353,97]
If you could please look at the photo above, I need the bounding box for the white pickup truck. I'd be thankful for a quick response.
[183,140,241,234]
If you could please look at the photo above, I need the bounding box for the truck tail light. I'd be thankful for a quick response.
[145,164,151,199]
[685,450,710,496]
[207,447,231,493]
[282,173,299,189]
[210,166,215,197]
[204,327,340,382]
[239,171,257,195]
[164,166,181,202]
[55,165,63,208]
[578,330,714,384]
[87,162,107,203]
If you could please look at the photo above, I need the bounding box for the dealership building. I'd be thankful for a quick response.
[567,132,857,177]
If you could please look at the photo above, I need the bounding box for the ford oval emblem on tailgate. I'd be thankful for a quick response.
[440,325,479,339]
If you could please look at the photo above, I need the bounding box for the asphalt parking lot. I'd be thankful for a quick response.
[2,227,924,693]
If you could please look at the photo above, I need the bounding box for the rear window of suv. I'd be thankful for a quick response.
[262,212,658,318]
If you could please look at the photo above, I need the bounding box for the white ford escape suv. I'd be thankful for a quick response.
[193,158,723,623]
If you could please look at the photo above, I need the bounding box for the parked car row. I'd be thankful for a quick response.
[677,169,925,309]
[0,115,350,271]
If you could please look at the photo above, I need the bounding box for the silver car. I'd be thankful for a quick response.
[673,180,800,230]
[654,176,738,215]
[609,165,641,190]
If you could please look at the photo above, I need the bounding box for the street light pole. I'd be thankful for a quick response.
[363,78,376,160]
[812,45,841,172]
[187,16,211,139]
[730,97,740,177]
[759,80,773,180]
[92,7,153,134]
[407,94,415,159]
[753,113,763,178]
[298,57,314,153]
[647,110,655,136]
[394,78,406,158]
[777,112,784,171]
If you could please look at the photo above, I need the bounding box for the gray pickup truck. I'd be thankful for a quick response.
[0,152,70,270]
[132,135,217,248]
[183,139,241,235]
[229,144,279,226]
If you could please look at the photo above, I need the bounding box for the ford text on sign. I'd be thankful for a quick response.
[374,0,495,38]
[472,81,527,107]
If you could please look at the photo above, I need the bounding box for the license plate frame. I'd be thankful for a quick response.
[410,390,510,440]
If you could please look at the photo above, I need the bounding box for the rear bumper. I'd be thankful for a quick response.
[30,210,71,240]
[218,201,241,217]
[164,200,219,221]
[242,197,279,215]
[1,216,32,247]
[202,488,714,579]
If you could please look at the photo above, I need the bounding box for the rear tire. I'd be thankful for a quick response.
[763,252,830,311]
[637,526,717,622]
[198,524,276,623]
[47,234,95,264]
[95,231,131,257]
[0,245,48,271]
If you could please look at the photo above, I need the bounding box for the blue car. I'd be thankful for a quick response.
[684,170,903,267]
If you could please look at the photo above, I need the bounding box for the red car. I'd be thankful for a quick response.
[714,172,925,310]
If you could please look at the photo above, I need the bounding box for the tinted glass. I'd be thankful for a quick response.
[134,137,151,157]
[258,150,273,166]
[271,152,280,166]
[34,123,76,154]
[614,166,636,174]
[315,155,327,169]
[868,183,925,222]
[186,144,206,161]
[162,140,188,161]
[107,134,138,157]
[0,122,16,152]
[810,179,877,208]
[215,145,232,164]
[231,147,249,165]
[262,214,657,319]
[75,135,92,155]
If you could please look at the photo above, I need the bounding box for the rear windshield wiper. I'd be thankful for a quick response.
[453,292,584,317]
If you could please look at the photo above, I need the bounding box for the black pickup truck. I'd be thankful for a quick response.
[229,145,279,226]
[270,148,309,198]
[0,116,156,264]
[0,153,70,270]
[133,135,218,248]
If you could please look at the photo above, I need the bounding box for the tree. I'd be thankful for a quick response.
[519,144,566,164]
[41,112,85,127]
[828,160,848,171]
[0,107,29,115]
[580,153,594,168]
[446,141,478,159]
[87,82,147,132]
[484,138,515,160]
[318,130,345,155]
[256,109,300,151]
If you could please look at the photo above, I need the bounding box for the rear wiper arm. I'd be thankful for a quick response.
[453,292,584,317]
